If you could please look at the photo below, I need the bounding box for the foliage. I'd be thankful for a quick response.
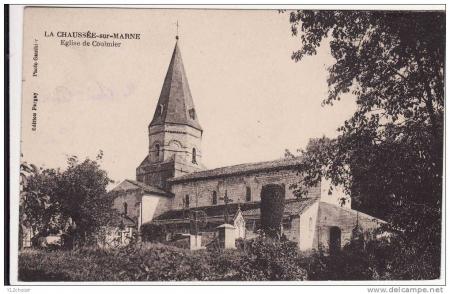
[19,238,308,281]
[18,243,215,281]
[260,184,286,238]
[56,154,117,244]
[21,235,439,281]
[287,10,443,278]
[236,237,307,280]
[140,223,167,242]
[19,152,118,247]
[19,161,52,248]
[303,235,440,281]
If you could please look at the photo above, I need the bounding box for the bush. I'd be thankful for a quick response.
[21,236,434,281]
[236,238,307,280]
[140,223,167,242]
[18,238,308,281]
[303,236,440,281]
[19,244,212,281]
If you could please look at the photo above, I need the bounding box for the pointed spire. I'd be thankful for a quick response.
[150,41,202,131]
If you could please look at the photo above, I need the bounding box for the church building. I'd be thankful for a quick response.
[110,38,382,251]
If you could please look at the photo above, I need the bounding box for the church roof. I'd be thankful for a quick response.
[111,179,172,197]
[149,41,202,131]
[152,197,317,224]
[168,157,304,183]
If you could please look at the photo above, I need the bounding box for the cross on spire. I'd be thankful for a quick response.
[175,20,179,40]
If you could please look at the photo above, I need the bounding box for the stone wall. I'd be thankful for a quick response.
[152,195,174,219]
[170,168,321,210]
[298,201,320,250]
[136,159,175,189]
[112,189,142,221]
[313,202,381,251]
[141,194,175,226]
[283,216,301,243]
[110,180,175,229]
[147,123,203,167]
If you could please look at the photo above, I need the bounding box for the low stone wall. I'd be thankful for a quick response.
[314,202,381,251]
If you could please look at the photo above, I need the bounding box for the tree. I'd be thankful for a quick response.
[19,161,50,248]
[19,152,118,246]
[52,155,116,244]
[288,10,444,279]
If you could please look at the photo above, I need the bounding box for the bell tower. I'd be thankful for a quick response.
[136,38,204,189]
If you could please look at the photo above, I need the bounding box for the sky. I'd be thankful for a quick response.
[21,8,356,185]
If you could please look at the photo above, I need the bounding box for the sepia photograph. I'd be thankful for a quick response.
[7,4,445,286]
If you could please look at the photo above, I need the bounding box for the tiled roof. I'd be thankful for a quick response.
[319,202,386,224]
[168,157,304,183]
[149,41,202,131]
[112,179,172,197]
[242,197,317,218]
[152,198,317,224]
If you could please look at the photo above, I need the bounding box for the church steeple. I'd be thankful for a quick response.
[150,41,202,132]
[137,38,204,189]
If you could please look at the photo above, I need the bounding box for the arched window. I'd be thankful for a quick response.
[184,195,190,208]
[212,191,217,205]
[245,186,251,202]
[158,104,164,116]
[123,202,128,215]
[192,148,197,164]
[155,144,160,159]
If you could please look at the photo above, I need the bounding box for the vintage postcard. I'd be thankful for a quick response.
[10,5,445,286]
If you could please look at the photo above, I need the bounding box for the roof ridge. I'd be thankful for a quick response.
[169,156,303,182]
[319,201,385,222]
[164,45,176,118]
[120,179,172,197]
[197,157,297,172]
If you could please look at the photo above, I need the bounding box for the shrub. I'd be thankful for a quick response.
[18,243,211,281]
[18,238,308,281]
[140,223,167,242]
[236,237,307,281]
[21,235,437,281]
[302,236,440,281]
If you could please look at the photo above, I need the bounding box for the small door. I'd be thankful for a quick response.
[329,226,341,254]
